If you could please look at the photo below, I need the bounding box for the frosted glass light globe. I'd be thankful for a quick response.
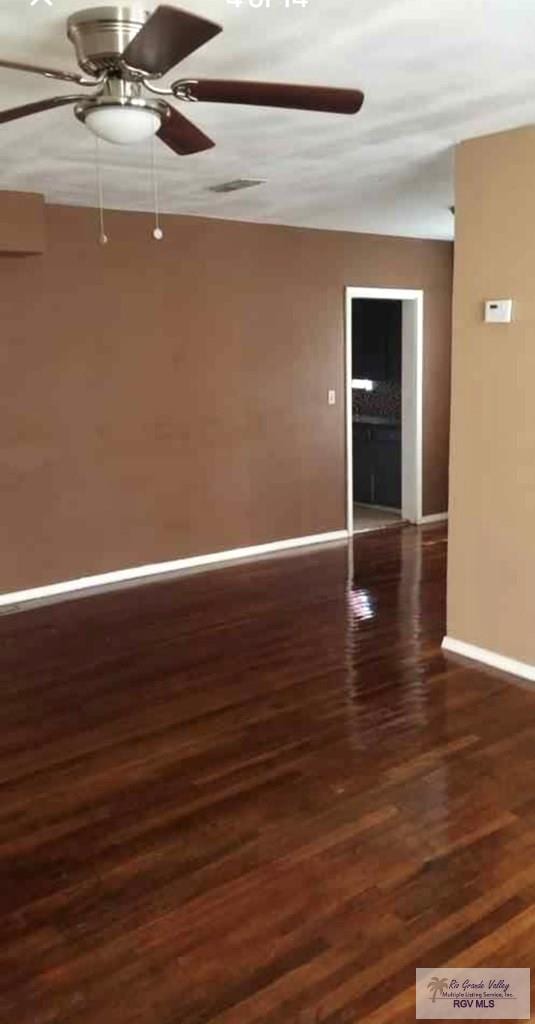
[85,105,160,145]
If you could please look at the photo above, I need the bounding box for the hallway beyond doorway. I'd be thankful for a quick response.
[353,503,403,534]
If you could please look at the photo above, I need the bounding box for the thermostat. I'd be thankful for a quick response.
[485,299,513,323]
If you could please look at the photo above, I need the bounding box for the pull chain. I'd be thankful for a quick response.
[94,137,108,245]
[94,136,162,244]
[151,135,163,240]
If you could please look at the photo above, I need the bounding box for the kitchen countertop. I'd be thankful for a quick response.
[353,415,401,427]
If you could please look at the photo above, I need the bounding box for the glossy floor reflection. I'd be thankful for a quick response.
[1,525,534,1023]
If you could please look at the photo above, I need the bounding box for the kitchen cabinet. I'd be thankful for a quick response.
[352,299,402,383]
[353,422,401,509]
[373,426,402,508]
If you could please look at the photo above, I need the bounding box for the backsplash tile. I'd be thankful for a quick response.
[353,379,401,422]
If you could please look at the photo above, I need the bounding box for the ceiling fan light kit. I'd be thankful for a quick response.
[83,104,160,144]
[0,3,365,237]
[74,77,166,143]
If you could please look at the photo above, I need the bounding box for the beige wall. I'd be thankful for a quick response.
[1,202,452,593]
[448,126,535,665]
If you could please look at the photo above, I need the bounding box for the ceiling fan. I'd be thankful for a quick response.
[0,5,365,152]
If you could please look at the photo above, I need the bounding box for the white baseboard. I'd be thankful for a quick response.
[420,512,448,524]
[0,530,349,614]
[442,636,535,683]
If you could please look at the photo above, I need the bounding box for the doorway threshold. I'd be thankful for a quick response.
[353,504,404,535]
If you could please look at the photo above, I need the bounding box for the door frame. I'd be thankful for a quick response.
[345,287,424,533]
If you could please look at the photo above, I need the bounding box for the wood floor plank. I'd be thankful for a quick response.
[1,525,534,1023]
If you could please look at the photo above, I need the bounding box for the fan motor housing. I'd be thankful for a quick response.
[67,7,151,75]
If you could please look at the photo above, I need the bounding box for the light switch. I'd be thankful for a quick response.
[328,390,336,406]
[485,299,513,323]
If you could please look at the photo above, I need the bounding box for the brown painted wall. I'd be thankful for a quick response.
[447,126,535,665]
[1,203,452,593]
[0,192,45,254]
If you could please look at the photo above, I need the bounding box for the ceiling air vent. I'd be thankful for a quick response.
[208,179,266,194]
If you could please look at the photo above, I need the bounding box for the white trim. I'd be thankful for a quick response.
[442,636,535,683]
[345,287,424,535]
[420,512,449,524]
[401,293,424,524]
[345,290,355,536]
[0,530,348,614]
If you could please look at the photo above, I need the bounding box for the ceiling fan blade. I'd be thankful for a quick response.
[122,5,222,77]
[0,58,86,85]
[184,80,365,115]
[0,95,82,124]
[157,104,215,155]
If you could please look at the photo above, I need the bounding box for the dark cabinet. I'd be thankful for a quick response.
[374,427,402,508]
[352,299,402,383]
[353,423,401,509]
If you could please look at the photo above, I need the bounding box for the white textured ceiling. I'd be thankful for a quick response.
[1,0,535,239]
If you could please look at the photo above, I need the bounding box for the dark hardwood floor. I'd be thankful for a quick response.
[1,525,535,1023]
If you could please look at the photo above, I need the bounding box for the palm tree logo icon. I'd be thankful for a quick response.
[427,977,449,1003]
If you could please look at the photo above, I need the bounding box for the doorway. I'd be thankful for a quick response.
[345,287,423,535]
